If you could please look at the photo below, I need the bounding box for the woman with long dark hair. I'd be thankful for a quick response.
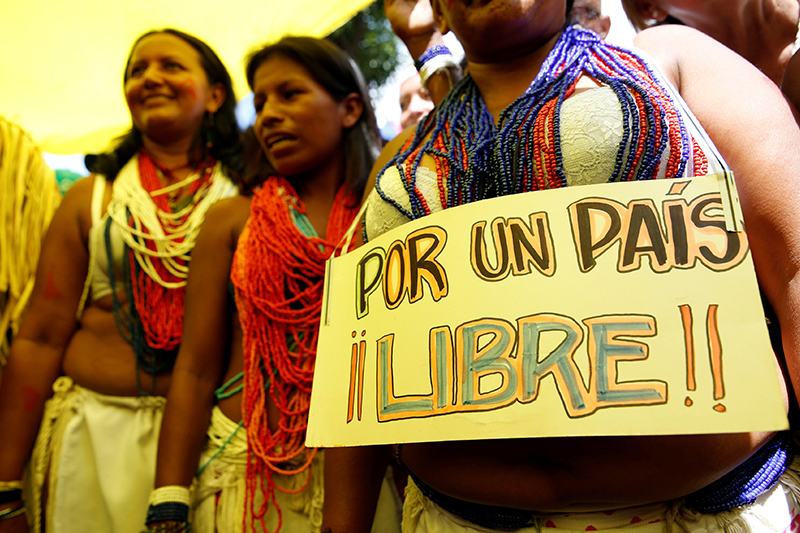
[147,36,400,533]
[0,28,241,533]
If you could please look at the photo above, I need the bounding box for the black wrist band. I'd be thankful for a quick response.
[0,489,22,505]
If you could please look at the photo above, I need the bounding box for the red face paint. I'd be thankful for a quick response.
[22,386,41,413]
[42,270,63,300]
[178,80,198,102]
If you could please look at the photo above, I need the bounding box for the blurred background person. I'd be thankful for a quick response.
[398,66,435,130]
[569,0,611,38]
[621,0,800,85]
[0,116,61,372]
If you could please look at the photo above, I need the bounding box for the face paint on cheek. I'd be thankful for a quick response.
[177,80,198,102]
[42,270,63,300]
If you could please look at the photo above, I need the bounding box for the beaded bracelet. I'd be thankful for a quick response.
[414,44,452,71]
[415,44,461,89]
[0,502,26,521]
[419,54,460,89]
[145,486,191,525]
[148,486,191,507]
[146,502,189,524]
[141,521,191,533]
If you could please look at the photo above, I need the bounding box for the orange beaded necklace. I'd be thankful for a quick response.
[231,175,359,532]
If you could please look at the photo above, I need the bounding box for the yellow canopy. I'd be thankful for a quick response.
[1,0,373,154]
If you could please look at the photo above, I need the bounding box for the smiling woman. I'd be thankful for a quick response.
[125,34,220,145]
[0,28,242,533]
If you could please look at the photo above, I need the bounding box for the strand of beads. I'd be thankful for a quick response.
[376,24,708,222]
[232,176,360,533]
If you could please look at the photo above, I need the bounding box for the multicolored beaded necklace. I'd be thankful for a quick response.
[107,150,220,395]
[377,25,708,220]
[231,176,359,532]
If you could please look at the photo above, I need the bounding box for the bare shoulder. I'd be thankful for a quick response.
[59,174,95,213]
[633,24,721,59]
[202,194,252,245]
[48,174,99,243]
[633,25,752,90]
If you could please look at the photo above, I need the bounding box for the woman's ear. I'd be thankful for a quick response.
[205,82,226,114]
[431,0,451,36]
[341,93,364,129]
[632,0,668,22]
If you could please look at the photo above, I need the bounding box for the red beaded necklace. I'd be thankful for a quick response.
[231,175,359,532]
[129,149,214,352]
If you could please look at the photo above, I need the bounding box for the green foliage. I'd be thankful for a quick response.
[327,0,402,90]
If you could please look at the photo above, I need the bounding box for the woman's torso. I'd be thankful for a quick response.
[364,50,788,511]
[64,161,235,397]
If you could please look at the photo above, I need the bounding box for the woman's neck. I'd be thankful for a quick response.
[467,31,562,121]
[141,136,195,171]
[290,153,347,239]
[672,0,799,83]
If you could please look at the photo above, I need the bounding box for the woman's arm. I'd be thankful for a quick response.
[781,51,800,120]
[0,177,92,524]
[154,195,251,489]
[385,0,460,106]
[636,25,800,404]
[322,129,416,533]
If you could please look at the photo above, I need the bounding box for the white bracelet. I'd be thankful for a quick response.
[0,481,22,492]
[148,485,191,506]
[419,54,461,89]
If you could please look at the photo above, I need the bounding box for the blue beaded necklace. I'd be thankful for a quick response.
[378,25,707,221]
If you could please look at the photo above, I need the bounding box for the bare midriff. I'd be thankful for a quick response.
[216,309,247,425]
[62,296,171,397]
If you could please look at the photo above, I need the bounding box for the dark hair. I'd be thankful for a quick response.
[88,28,243,180]
[566,0,575,15]
[241,36,381,199]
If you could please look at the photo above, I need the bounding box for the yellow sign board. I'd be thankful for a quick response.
[307,175,788,447]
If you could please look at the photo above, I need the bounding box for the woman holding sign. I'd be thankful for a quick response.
[148,37,401,532]
[321,0,800,532]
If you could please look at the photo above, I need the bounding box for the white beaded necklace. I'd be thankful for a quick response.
[106,154,237,289]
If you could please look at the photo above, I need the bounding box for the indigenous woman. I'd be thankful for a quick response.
[621,0,800,85]
[0,29,241,533]
[148,36,401,533]
[322,0,800,532]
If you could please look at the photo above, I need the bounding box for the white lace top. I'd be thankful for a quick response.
[365,86,713,242]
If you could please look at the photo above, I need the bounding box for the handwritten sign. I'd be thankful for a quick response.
[307,175,788,447]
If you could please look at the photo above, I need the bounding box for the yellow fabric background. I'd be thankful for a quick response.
[1,0,372,153]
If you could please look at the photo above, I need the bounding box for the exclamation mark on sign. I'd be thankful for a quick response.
[347,330,367,423]
[357,331,367,421]
[679,304,726,411]
[679,304,696,407]
[347,331,358,423]
[706,305,726,412]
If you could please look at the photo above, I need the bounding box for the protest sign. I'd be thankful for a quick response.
[307,174,787,446]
